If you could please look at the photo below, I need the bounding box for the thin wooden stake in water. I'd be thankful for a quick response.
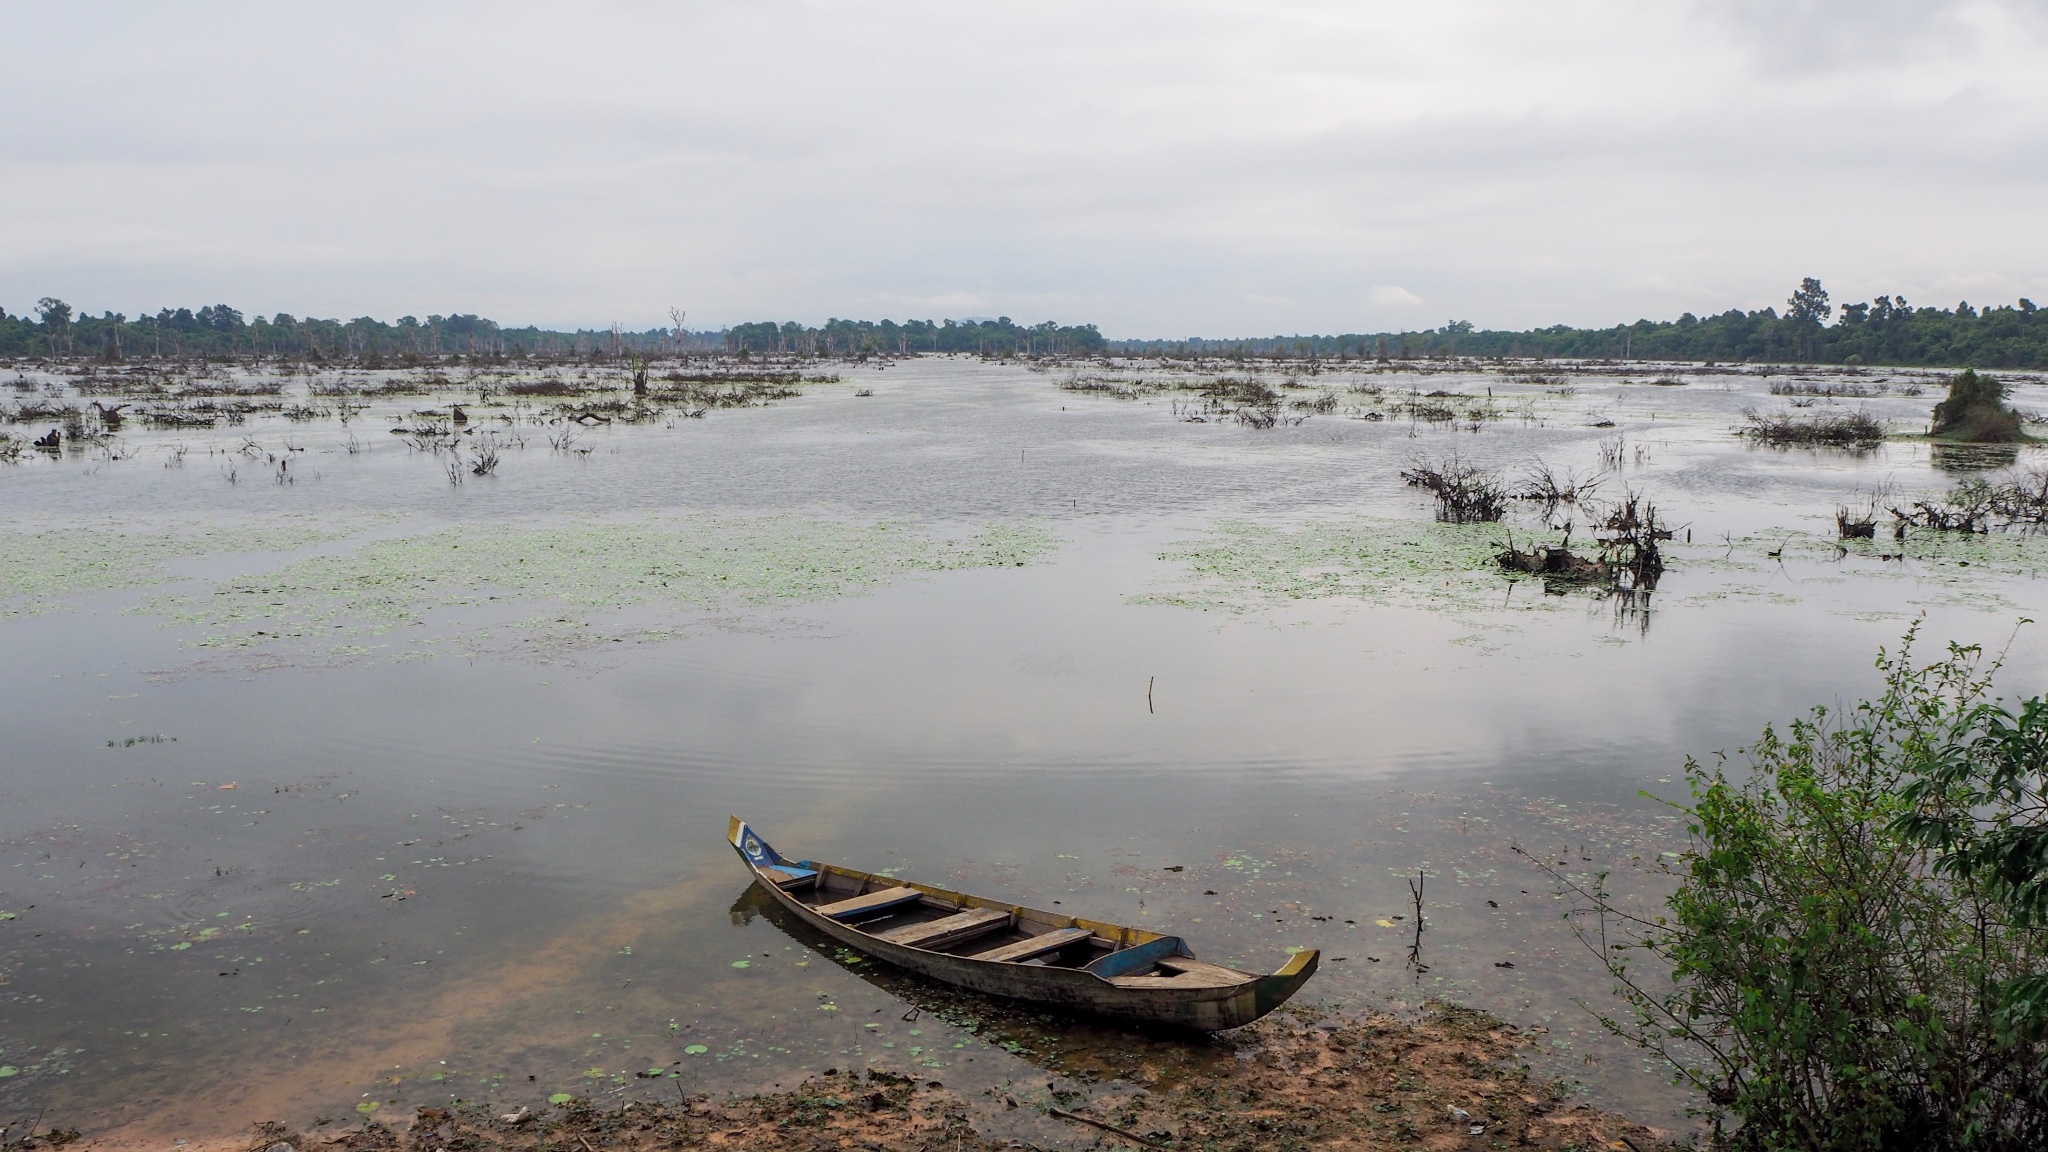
[1406,871,1427,971]
[1148,675,1155,714]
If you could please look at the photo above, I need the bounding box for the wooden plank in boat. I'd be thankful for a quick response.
[1106,969,1245,990]
[815,886,922,920]
[1156,958,1249,982]
[1105,957,1249,990]
[873,907,1011,950]
[969,927,1095,963]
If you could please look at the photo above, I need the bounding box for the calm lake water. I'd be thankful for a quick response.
[5,356,2048,1142]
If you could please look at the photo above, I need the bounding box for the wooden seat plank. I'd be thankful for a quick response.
[815,886,922,920]
[1154,958,1248,982]
[1106,970,1246,990]
[969,927,1095,964]
[873,907,1011,950]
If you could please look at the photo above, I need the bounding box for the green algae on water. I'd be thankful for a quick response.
[1138,517,1567,617]
[146,515,1056,653]
[0,514,399,618]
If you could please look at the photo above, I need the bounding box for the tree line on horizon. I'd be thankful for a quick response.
[1119,280,2048,369]
[3,279,2042,368]
[0,302,1108,363]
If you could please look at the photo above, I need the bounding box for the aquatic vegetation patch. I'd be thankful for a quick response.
[1759,528,2048,583]
[1139,516,1573,617]
[146,516,1056,654]
[1662,528,2048,617]
[0,514,397,617]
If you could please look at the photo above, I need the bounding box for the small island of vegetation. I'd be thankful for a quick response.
[1931,368,2027,442]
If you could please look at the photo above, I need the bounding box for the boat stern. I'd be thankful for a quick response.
[1251,948,1319,1018]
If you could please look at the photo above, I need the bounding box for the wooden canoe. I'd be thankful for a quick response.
[728,817,1317,1030]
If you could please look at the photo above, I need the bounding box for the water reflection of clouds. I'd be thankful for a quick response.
[9,360,2048,1137]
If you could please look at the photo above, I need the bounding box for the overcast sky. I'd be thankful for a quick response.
[4,1,2044,337]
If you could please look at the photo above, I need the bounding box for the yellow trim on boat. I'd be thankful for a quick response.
[1273,949,1318,977]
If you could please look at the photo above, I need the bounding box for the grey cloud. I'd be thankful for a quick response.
[1695,0,2047,71]
[2,2,2044,335]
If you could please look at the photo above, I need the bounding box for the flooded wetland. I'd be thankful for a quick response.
[7,354,2048,1147]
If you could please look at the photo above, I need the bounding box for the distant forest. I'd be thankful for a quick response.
[0,303,1105,362]
[1121,280,2048,368]
[2,279,2041,368]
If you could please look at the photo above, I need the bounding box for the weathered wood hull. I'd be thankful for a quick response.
[729,817,1316,1030]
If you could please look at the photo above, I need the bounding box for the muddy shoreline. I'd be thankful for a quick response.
[42,1007,1687,1152]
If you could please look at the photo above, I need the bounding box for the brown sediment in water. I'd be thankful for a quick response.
[65,1007,1685,1152]
[76,849,763,1148]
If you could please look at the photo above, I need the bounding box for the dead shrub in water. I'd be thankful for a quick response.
[1058,373,1146,398]
[1233,405,1305,429]
[1892,471,2048,535]
[1497,531,1607,584]
[1195,375,1280,407]
[1838,483,1892,540]
[1894,480,1997,534]
[653,375,802,409]
[1591,490,1668,589]
[1770,381,1876,398]
[505,379,593,397]
[1402,455,1507,522]
[1394,392,1460,423]
[1516,458,1602,515]
[1597,435,1627,470]
[1988,469,2048,527]
[6,400,77,424]
[1742,408,1887,448]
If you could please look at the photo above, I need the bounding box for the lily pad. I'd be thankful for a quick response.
[730,959,750,968]
[356,1101,379,1114]
[683,1044,709,1055]
[548,1093,574,1105]
[0,1066,17,1078]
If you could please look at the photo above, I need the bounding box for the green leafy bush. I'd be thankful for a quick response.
[1575,625,2048,1150]
[1931,369,2024,442]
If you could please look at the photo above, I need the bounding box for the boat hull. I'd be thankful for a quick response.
[731,820,1316,1030]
